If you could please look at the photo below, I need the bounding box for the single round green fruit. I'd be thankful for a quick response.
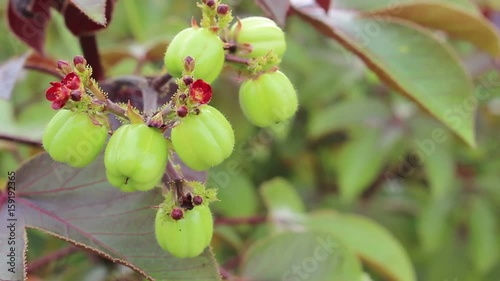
[164,27,225,83]
[43,110,108,168]
[155,205,213,258]
[171,105,234,171]
[231,16,286,59]
[239,71,298,127]
[104,124,168,192]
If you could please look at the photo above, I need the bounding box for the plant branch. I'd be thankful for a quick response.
[103,99,127,119]
[214,215,267,225]
[24,64,63,79]
[0,134,41,147]
[27,245,79,274]
[79,35,104,81]
[166,160,183,182]
[225,54,250,65]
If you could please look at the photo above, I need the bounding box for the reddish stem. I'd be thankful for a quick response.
[24,65,63,79]
[214,216,267,225]
[0,134,42,146]
[27,245,79,274]
[79,35,104,81]
[225,54,250,65]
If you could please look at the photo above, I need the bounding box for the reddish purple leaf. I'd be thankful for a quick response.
[63,0,114,35]
[24,52,62,78]
[316,0,331,12]
[254,0,290,27]
[0,53,29,100]
[7,0,53,53]
[0,153,220,281]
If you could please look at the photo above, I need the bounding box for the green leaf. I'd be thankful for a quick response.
[307,98,391,140]
[293,2,477,147]
[332,0,479,12]
[0,99,54,144]
[0,53,28,100]
[370,2,500,57]
[422,143,456,199]
[307,211,416,281]
[260,177,306,215]
[0,153,220,281]
[416,197,454,255]
[70,0,108,25]
[468,196,499,274]
[209,171,259,218]
[335,127,402,203]
[241,231,364,281]
[260,177,306,232]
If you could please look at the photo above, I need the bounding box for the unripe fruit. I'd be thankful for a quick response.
[171,105,234,171]
[164,28,225,83]
[104,124,168,192]
[231,17,286,59]
[155,205,213,258]
[43,110,108,168]
[239,71,298,127]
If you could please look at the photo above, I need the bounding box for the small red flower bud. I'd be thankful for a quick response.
[206,0,215,8]
[178,94,187,101]
[73,55,87,66]
[70,90,82,101]
[177,105,188,117]
[183,76,194,86]
[189,79,212,104]
[217,4,229,15]
[73,56,87,73]
[57,60,72,74]
[184,56,195,73]
[193,195,203,205]
[171,208,184,220]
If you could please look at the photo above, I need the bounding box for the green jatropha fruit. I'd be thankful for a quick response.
[239,70,298,127]
[164,27,225,83]
[231,16,286,59]
[104,124,168,192]
[171,105,235,171]
[155,205,214,258]
[43,109,108,168]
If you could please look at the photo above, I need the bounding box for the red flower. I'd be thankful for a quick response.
[45,73,81,110]
[189,79,212,104]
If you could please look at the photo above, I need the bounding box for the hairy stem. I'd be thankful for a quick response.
[79,35,104,81]
[104,99,127,119]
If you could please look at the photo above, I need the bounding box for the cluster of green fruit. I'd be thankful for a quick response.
[165,15,298,128]
[42,0,297,259]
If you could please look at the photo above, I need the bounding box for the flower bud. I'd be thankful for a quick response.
[217,4,229,15]
[171,208,184,220]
